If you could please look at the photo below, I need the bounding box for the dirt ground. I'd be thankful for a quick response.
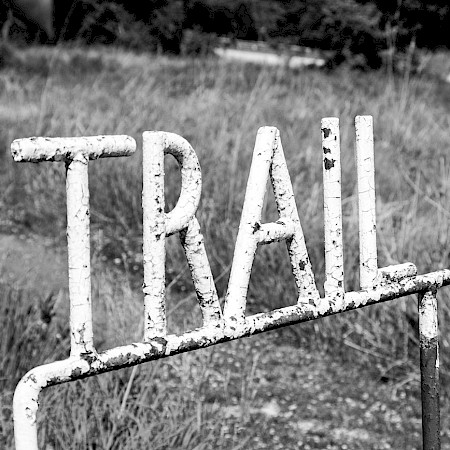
[0,233,67,292]
[200,334,449,450]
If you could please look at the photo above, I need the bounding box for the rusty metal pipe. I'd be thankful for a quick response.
[419,290,440,450]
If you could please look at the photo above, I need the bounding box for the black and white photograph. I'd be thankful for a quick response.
[0,1,449,448]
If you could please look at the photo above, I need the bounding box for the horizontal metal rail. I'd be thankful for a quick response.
[14,269,450,379]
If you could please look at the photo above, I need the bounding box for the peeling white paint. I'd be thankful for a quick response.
[355,116,378,290]
[142,131,207,339]
[224,127,319,324]
[11,135,136,448]
[142,132,167,339]
[180,217,222,326]
[270,135,319,304]
[379,262,417,283]
[10,121,450,450]
[14,358,91,449]
[160,132,202,236]
[419,290,438,341]
[322,118,344,305]
[11,135,136,356]
[224,127,276,323]
[257,219,295,244]
[11,135,136,162]
[66,152,94,355]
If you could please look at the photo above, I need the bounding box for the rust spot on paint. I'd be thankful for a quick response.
[420,336,438,349]
[323,147,331,154]
[46,377,61,387]
[72,367,83,377]
[81,353,96,365]
[324,158,336,170]
[322,127,331,138]
[252,222,261,233]
[25,374,38,384]
[150,336,169,354]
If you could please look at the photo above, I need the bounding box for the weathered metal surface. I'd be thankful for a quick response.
[224,127,277,323]
[142,131,216,340]
[12,135,136,358]
[11,135,137,448]
[257,219,295,244]
[270,132,319,303]
[224,127,319,324]
[66,152,95,355]
[179,217,222,326]
[419,290,441,450]
[379,262,417,283]
[142,132,167,338]
[10,119,449,449]
[322,118,344,304]
[11,135,136,162]
[355,115,378,290]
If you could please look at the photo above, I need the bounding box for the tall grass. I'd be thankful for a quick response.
[0,270,266,449]
[0,46,449,447]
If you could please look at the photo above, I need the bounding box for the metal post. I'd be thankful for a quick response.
[355,115,378,290]
[66,153,95,355]
[142,132,167,339]
[321,117,344,305]
[419,290,440,450]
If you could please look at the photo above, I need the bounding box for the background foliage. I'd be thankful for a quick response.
[1,0,449,65]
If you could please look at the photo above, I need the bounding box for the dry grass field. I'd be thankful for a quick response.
[0,45,449,448]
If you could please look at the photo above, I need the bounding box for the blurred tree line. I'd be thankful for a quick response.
[1,0,449,67]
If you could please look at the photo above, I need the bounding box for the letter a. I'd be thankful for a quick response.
[224,127,319,324]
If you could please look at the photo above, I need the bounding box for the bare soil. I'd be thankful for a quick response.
[195,334,450,449]
[0,233,67,293]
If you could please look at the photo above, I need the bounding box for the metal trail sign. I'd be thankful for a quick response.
[10,116,450,449]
